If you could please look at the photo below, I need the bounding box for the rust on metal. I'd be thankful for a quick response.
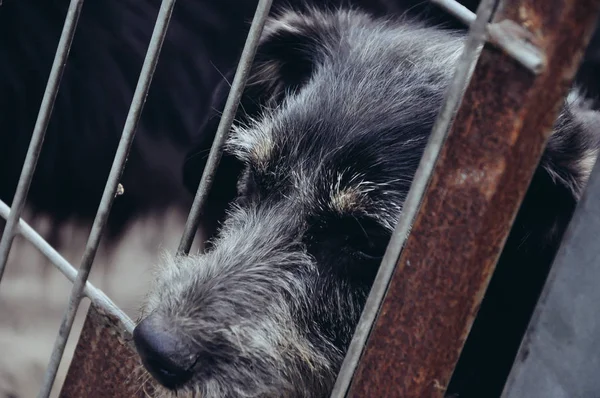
[59,304,155,398]
[346,0,600,397]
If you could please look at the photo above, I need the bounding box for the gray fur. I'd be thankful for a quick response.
[138,7,600,398]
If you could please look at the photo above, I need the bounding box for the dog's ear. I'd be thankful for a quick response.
[199,10,333,132]
[182,10,334,239]
[245,10,334,105]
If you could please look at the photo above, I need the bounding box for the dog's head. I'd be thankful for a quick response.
[134,10,462,396]
[133,8,599,398]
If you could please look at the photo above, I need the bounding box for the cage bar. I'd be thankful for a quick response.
[331,0,498,395]
[0,0,84,284]
[335,0,600,396]
[177,0,274,255]
[430,0,475,26]
[36,0,178,396]
[431,0,545,73]
[501,156,600,396]
[0,199,134,332]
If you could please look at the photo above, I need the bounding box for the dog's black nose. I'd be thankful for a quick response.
[133,315,195,389]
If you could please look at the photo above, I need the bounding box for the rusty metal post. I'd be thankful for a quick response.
[59,305,155,398]
[344,0,600,397]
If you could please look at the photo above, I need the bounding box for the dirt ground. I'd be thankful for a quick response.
[0,206,201,398]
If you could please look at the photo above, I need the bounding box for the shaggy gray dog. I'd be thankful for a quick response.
[134,8,600,398]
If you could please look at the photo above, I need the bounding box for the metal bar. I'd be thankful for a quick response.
[430,0,545,73]
[0,199,134,333]
[343,0,600,396]
[177,0,274,255]
[0,0,84,284]
[487,19,545,74]
[330,0,498,396]
[37,0,178,396]
[59,305,155,398]
[501,158,600,396]
[430,0,476,25]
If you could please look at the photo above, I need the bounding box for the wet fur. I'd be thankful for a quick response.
[142,7,600,398]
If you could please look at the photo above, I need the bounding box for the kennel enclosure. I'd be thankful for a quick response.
[0,0,599,396]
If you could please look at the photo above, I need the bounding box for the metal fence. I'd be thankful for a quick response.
[0,0,598,397]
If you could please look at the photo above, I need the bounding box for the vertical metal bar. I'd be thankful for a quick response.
[0,0,84,283]
[36,1,177,396]
[177,0,274,255]
[501,159,600,397]
[344,0,600,396]
[0,199,134,333]
[330,0,498,396]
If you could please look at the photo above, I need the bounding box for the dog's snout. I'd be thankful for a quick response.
[133,315,195,390]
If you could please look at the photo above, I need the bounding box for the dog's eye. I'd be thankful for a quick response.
[351,238,383,261]
[344,218,388,261]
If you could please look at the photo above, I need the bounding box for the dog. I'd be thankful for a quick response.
[134,7,600,398]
